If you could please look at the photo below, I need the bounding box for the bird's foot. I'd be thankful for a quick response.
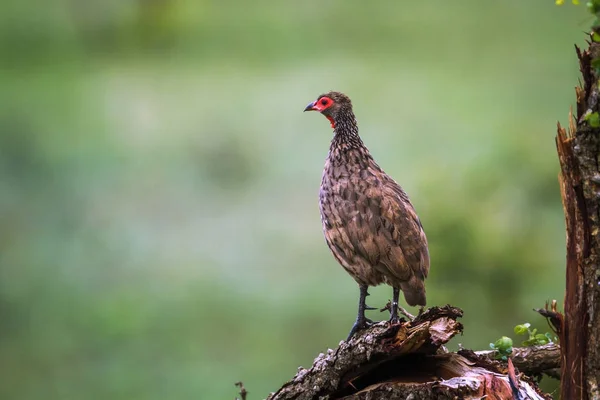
[379,300,392,314]
[346,317,373,341]
[380,300,402,324]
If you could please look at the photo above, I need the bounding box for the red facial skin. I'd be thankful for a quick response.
[305,96,336,128]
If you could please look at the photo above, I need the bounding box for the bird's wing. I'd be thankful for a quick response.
[379,179,430,281]
[343,174,430,284]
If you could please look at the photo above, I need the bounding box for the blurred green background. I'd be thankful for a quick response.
[0,0,587,398]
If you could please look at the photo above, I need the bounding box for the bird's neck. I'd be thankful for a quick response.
[330,110,365,150]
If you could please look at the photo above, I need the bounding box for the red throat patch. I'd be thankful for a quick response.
[326,115,335,129]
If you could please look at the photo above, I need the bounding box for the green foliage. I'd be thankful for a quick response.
[514,323,557,346]
[584,111,600,127]
[588,0,600,16]
[491,323,557,361]
[490,336,513,361]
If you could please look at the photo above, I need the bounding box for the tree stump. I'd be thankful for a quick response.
[266,306,554,400]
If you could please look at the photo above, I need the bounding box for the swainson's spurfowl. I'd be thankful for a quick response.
[304,91,430,340]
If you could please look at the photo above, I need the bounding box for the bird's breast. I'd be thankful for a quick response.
[320,162,379,231]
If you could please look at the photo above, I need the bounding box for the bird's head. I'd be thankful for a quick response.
[304,91,353,129]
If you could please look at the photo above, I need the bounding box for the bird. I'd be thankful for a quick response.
[304,91,430,340]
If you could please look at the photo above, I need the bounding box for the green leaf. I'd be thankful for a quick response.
[496,336,512,349]
[491,336,513,360]
[494,336,513,352]
[589,1,600,15]
[514,323,530,335]
[534,334,550,345]
[585,111,600,127]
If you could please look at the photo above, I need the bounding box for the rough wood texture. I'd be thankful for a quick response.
[556,39,600,400]
[266,306,550,400]
[465,343,560,378]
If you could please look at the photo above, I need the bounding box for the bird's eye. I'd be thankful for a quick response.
[320,98,328,106]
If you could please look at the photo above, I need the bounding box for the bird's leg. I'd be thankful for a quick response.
[346,284,373,340]
[389,287,400,324]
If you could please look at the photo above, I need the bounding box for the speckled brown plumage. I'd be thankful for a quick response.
[304,91,430,339]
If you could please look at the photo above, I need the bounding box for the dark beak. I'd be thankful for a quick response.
[303,101,316,112]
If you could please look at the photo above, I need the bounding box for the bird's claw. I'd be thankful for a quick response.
[380,300,392,313]
[381,300,403,324]
[346,317,373,341]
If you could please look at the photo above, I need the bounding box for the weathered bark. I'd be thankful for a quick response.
[265,306,551,400]
[467,343,560,378]
[556,39,600,400]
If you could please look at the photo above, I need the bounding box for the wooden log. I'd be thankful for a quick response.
[266,306,551,400]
